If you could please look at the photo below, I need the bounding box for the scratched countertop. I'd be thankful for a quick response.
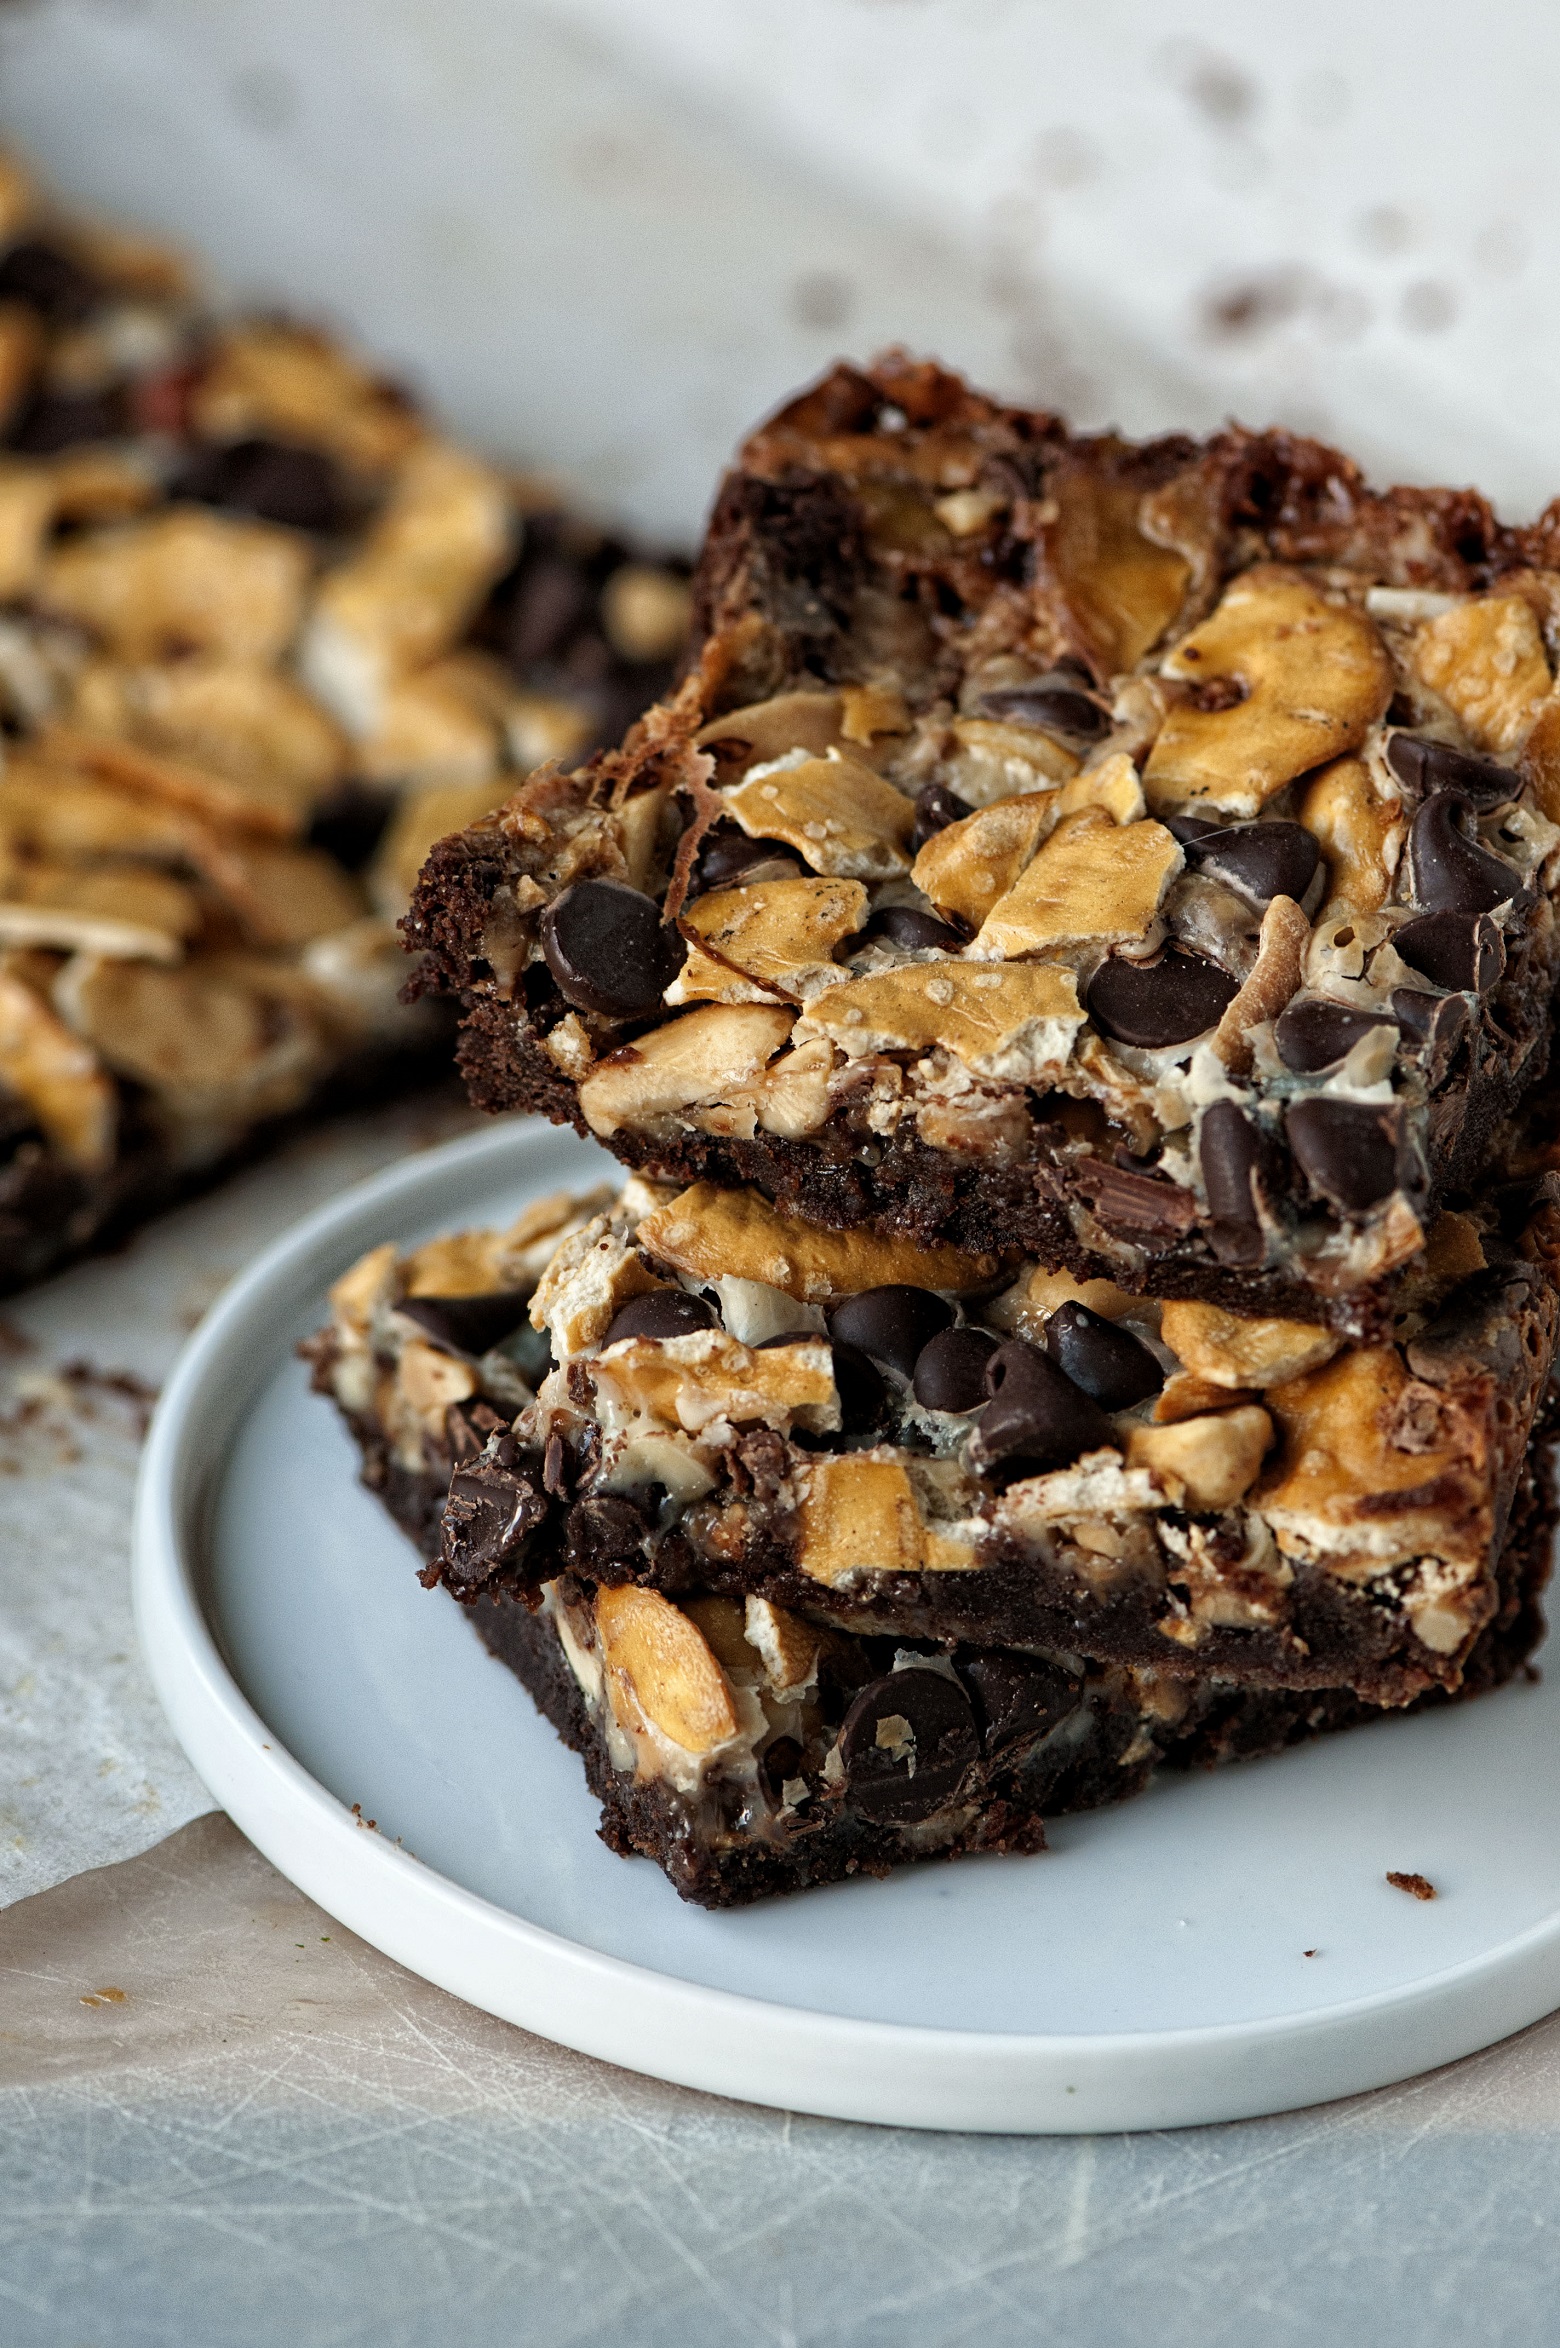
[1,1091,1559,2348]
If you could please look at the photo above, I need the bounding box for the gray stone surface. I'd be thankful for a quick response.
[5,1812,1560,2348]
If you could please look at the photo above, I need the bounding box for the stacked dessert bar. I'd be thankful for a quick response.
[0,151,687,1287]
[319,357,1560,1903]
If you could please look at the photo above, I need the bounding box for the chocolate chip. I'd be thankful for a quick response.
[564,1493,649,1577]
[1386,733,1518,811]
[976,676,1111,741]
[911,781,972,853]
[540,878,685,1018]
[441,1439,547,1593]
[1393,909,1505,994]
[502,553,596,667]
[829,1285,953,1379]
[602,1288,717,1344]
[0,238,99,321]
[444,1395,511,1465]
[761,1736,805,1802]
[1165,814,1222,845]
[1044,1301,1162,1410]
[856,905,968,954]
[1086,950,1239,1047]
[693,822,801,890]
[307,780,392,871]
[176,436,348,532]
[972,1340,1117,1472]
[831,1342,889,1434]
[1391,985,1471,1071]
[9,384,128,453]
[912,1325,997,1412]
[961,1651,1082,1757]
[838,1667,979,1823]
[1179,819,1321,908]
[1198,1100,1264,1267]
[1274,998,1396,1074]
[1407,794,1527,916]
[397,1290,533,1357]
[1286,1098,1402,1214]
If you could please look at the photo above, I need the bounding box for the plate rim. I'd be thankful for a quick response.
[132,1118,1560,2133]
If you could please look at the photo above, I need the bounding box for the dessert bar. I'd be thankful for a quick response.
[310,1168,1560,1710]
[0,150,688,1286]
[306,1192,1555,1905]
[407,356,1560,1337]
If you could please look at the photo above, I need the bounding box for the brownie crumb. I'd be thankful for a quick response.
[1386,1870,1437,1901]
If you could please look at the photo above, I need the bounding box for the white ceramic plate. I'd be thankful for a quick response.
[134,1119,1560,2133]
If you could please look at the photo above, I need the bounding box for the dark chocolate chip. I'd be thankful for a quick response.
[829,1285,954,1380]
[1165,814,1222,845]
[831,1342,889,1434]
[911,781,972,853]
[838,1668,980,1823]
[564,1492,649,1576]
[972,1341,1117,1472]
[503,554,596,667]
[976,676,1111,741]
[1198,1100,1264,1267]
[176,436,348,532]
[9,384,128,453]
[1391,985,1471,1067]
[761,1736,805,1802]
[961,1651,1082,1757]
[856,904,969,954]
[1386,733,1518,810]
[441,1439,547,1593]
[397,1290,533,1357]
[1393,908,1505,994]
[1180,819,1321,908]
[0,238,99,321]
[307,780,392,871]
[912,1325,997,1413]
[1407,794,1527,916]
[694,823,801,890]
[540,878,685,1018]
[1286,1097,1402,1215]
[602,1288,717,1344]
[1044,1301,1163,1410]
[1086,949,1239,1048]
[1274,997,1396,1074]
[444,1395,511,1465]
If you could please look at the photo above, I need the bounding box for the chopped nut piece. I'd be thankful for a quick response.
[328,1240,399,1336]
[396,1337,478,1435]
[673,876,866,1002]
[989,1264,1147,1342]
[1258,1349,1473,1566]
[1296,756,1398,913]
[1411,596,1551,753]
[743,1595,821,1695]
[1153,1371,1259,1424]
[595,1584,740,1756]
[578,1003,795,1138]
[1038,453,1193,673]
[40,510,312,665]
[1161,1300,1341,1389]
[56,954,324,1129]
[592,1329,837,1435]
[638,1181,998,1299]
[724,752,914,879]
[795,1453,926,1584]
[0,962,116,1170]
[600,563,692,664]
[797,959,1083,1084]
[1126,1406,1273,1507]
[1145,569,1392,819]
[911,792,1053,925]
[975,812,1181,959]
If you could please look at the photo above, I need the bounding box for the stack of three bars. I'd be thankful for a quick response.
[317,361,1560,1903]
